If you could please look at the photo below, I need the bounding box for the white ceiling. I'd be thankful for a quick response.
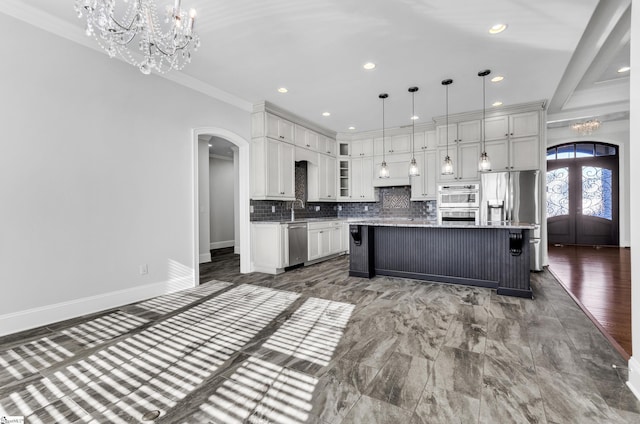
[12,0,630,132]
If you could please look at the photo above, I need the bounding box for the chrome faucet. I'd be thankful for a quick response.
[290,198,305,221]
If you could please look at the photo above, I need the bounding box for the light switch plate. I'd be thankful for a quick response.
[315,206,320,211]
[271,206,276,213]
[250,205,254,213]
[364,206,369,211]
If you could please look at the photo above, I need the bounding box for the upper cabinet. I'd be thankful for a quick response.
[351,138,374,157]
[374,134,412,155]
[480,111,541,171]
[266,113,295,143]
[437,120,481,145]
[251,137,295,200]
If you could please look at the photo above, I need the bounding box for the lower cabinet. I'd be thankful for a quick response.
[251,222,287,274]
[307,221,346,262]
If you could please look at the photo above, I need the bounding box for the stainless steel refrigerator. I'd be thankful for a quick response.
[480,170,542,271]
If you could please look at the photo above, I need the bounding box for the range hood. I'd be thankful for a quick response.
[373,175,410,187]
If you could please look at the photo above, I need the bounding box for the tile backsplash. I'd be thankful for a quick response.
[250,185,436,221]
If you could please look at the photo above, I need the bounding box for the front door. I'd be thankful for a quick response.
[546,143,619,246]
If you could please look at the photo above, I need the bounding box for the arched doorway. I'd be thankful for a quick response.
[546,142,619,245]
[192,127,251,282]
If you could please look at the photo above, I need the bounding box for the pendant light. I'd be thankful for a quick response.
[408,87,420,177]
[379,93,390,178]
[441,79,454,175]
[478,69,492,171]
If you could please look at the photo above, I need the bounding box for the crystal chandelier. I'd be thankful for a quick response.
[571,119,601,136]
[75,0,200,75]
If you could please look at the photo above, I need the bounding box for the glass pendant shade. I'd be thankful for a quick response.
[479,151,491,171]
[380,161,390,178]
[442,156,454,175]
[409,157,420,176]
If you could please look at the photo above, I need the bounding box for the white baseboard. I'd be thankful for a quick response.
[628,356,640,401]
[234,245,240,254]
[199,252,212,263]
[210,240,234,250]
[0,277,194,338]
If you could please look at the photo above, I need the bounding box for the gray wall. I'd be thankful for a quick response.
[209,156,235,248]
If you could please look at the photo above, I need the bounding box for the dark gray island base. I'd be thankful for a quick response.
[349,221,533,298]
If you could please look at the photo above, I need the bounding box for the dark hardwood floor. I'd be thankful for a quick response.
[547,244,632,358]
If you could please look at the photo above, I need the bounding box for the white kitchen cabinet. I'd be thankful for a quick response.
[510,136,540,170]
[437,120,481,145]
[295,125,318,151]
[323,136,335,156]
[309,154,336,201]
[307,221,346,261]
[417,130,437,151]
[509,111,539,138]
[411,150,438,199]
[265,113,295,143]
[251,138,295,200]
[483,116,510,141]
[351,138,374,157]
[436,142,479,182]
[251,223,288,274]
[351,157,375,200]
[373,153,411,187]
[483,138,510,171]
[374,134,412,155]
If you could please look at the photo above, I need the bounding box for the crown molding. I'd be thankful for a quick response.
[0,0,252,113]
[253,101,337,139]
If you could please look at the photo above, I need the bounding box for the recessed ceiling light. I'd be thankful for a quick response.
[492,101,503,107]
[363,62,376,70]
[208,144,212,147]
[348,126,356,130]
[617,66,631,73]
[322,112,331,117]
[491,75,504,83]
[411,115,419,120]
[277,87,288,93]
[489,24,508,34]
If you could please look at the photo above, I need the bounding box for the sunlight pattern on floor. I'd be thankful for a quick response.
[61,311,149,349]
[0,338,74,382]
[194,356,318,424]
[0,285,300,423]
[262,298,355,366]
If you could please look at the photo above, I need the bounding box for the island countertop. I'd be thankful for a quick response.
[348,218,537,230]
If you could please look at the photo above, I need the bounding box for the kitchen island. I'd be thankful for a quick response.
[348,219,534,298]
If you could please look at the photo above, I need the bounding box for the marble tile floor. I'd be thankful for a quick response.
[1,253,639,423]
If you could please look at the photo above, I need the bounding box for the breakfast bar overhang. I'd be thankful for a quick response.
[348,220,534,298]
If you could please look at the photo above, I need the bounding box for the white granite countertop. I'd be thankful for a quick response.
[347,218,537,230]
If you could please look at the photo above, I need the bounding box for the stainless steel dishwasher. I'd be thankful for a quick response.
[287,222,308,266]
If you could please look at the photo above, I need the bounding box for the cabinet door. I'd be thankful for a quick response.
[308,229,322,261]
[510,136,540,170]
[411,153,426,199]
[423,150,437,197]
[437,146,458,182]
[352,139,373,157]
[294,125,307,148]
[484,116,509,141]
[458,120,481,143]
[330,226,342,254]
[390,134,411,153]
[316,134,326,154]
[484,139,509,171]
[266,139,281,196]
[509,112,539,138]
[360,157,375,200]
[325,156,337,199]
[279,119,295,143]
[320,229,332,257]
[266,113,280,140]
[306,131,319,151]
[351,158,363,198]
[458,143,480,181]
[437,124,458,146]
[420,130,437,151]
[280,142,295,198]
[324,137,335,155]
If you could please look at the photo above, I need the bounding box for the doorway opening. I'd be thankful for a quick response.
[193,128,251,286]
[546,142,619,246]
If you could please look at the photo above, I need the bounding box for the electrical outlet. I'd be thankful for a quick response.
[315,206,320,211]
[364,205,369,211]
[338,205,342,211]
[139,264,148,275]
[250,205,254,213]
[271,205,276,213]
